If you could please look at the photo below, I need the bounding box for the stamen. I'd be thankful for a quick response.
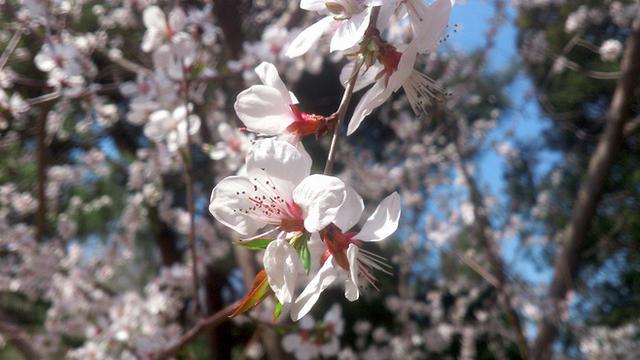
[403,70,448,116]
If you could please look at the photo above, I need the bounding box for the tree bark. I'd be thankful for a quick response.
[531,17,640,360]
[35,107,49,243]
[205,267,233,360]
[212,0,244,59]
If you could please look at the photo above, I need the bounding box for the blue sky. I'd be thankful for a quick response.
[448,1,561,286]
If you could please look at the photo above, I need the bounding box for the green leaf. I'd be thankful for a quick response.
[299,240,311,275]
[273,300,283,322]
[290,232,311,275]
[233,238,273,250]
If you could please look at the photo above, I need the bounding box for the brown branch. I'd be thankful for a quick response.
[324,6,381,175]
[0,321,42,359]
[454,140,530,360]
[0,26,24,70]
[211,0,244,59]
[181,67,201,315]
[323,58,363,175]
[154,302,238,360]
[531,17,640,360]
[35,106,50,243]
[623,115,640,137]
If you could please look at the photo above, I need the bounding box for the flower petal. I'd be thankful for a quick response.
[339,62,382,93]
[293,175,346,233]
[168,7,187,32]
[208,176,265,236]
[300,0,326,11]
[143,6,166,31]
[329,8,370,52]
[355,192,401,242]
[144,110,171,141]
[286,16,334,58]
[246,139,312,199]
[334,186,364,232]
[307,232,327,274]
[291,258,339,321]
[347,81,392,135]
[264,238,303,304]
[234,85,296,135]
[344,244,360,301]
[387,44,418,91]
[255,62,295,104]
[407,0,453,54]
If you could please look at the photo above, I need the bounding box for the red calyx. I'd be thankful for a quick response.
[320,224,359,271]
[287,105,336,138]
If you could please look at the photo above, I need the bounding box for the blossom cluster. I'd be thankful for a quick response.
[207,0,455,321]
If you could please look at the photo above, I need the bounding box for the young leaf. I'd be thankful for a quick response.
[232,238,273,250]
[299,240,311,275]
[290,232,311,274]
[273,300,283,322]
[229,270,271,318]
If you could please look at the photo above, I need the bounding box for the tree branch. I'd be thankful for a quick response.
[324,6,381,175]
[35,106,50,243]
[531,17,640,360]
[154,302,238,360]
[454,140,530,360]
[0,320,42,359]
[181,67,202,315]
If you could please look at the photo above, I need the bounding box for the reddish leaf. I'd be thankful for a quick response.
[229,270,272,318]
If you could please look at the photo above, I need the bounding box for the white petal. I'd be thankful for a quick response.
[376,1,397,31]
[168,7,187,31]
[144,110,171,141]
[234,85,296,135]
[387,44,418,91]
[334,186,364,232]
[246,139,312,198]
[208,176,265,236]
[340,62,382,92]
[293,175,346,233]
[355,192,401,242]
[344,244,360,301]
[323,303,342,323]
[217,122,234,140]
[307,232,327,274]
[329,8,370,52]
[34,52,55,72]
[254,62,294,104]
[286,16,334,58]
[282,334,301,352]
[347,81,392,135]
[143,6,167,31]
[264,238,302,304]
[407,0,453,54]
[300,0,326,11]
[290,258,339,321]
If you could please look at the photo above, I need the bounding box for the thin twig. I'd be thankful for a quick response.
[323,59,362,175]
[181,63,202,315]
[35,105,50,243]
[324,6,381,175]
[154,302,239,360]
[0,26,24,71]
[453,139,530,360]
[459,254,500,288]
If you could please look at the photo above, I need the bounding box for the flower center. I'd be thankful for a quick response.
[232,175,305,231]
[320,224,359,271]
[376,45,403,87]
[287,105,335,138]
